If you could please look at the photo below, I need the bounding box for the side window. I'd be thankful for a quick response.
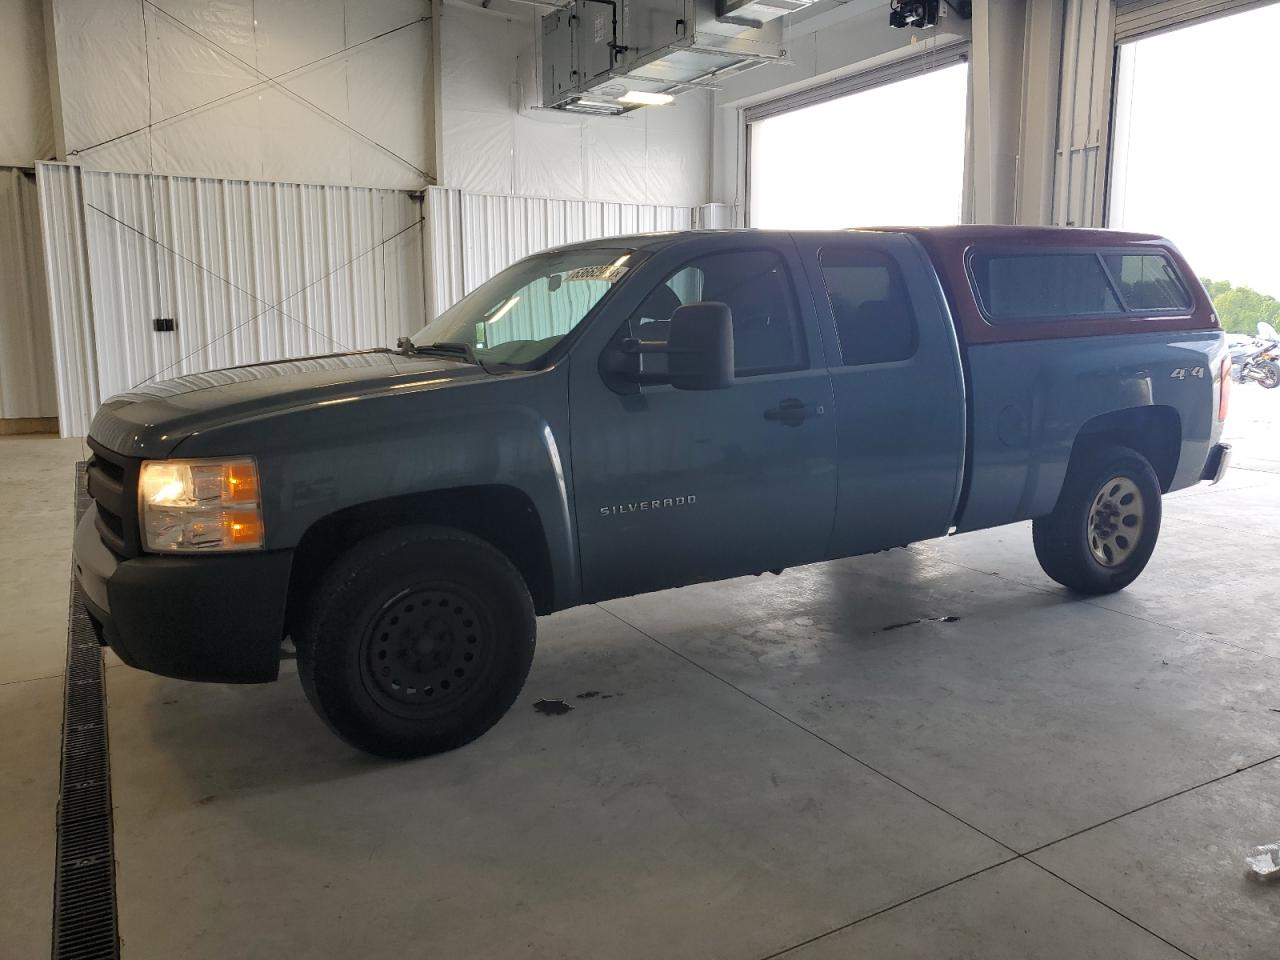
[627,250,807,377]
[1102,254,1190,311]
[818,247,918,365]
[971,253,1124,321]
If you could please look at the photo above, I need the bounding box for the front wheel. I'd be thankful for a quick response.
[1032,444,1162,595]
[298,526,536,758]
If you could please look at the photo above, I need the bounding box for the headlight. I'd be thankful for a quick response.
[139,458,264,552]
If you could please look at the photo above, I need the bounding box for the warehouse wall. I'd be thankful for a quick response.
[437,0,712,207]
[0,2,58,425]
[424,187,695,317]
[38,162,426,436]
[0,167,58,420]
[28,0,1220,438]
[38,163,696,436]
[44,0,434,189]
[0,0,54,166]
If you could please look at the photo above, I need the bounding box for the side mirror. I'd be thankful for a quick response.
[605,302,735,392]
[666,303,735,390]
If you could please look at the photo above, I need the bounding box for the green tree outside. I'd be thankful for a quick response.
[1200,277,1280,335]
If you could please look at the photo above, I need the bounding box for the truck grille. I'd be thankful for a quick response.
[85,439,142,558]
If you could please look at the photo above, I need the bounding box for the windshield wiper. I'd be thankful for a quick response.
[397,338,477,363]
[396,338,501,373]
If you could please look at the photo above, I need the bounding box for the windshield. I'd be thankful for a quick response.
[408,248,635,366]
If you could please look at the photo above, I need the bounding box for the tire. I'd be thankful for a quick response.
[1258,360,1280,389]
[298,525,535,758]
[1032,444,1162,595]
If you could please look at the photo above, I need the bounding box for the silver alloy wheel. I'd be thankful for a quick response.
[1087,475,1144,567]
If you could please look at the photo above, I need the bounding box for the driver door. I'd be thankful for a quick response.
[568,240,838,602]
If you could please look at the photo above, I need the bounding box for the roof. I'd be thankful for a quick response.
[862,224,1169,245]
[550,224,1172,252]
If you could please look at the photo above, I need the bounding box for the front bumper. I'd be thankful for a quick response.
[74,508,292,683]
[1200,442,1231,485]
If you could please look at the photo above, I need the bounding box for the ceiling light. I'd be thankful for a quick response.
[618,91,675,106]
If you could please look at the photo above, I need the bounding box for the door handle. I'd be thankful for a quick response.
[764,398,824,426]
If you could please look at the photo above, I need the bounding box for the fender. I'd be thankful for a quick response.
[169,366,580,611]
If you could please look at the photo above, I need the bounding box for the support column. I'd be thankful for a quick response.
[1052,0,1115,226]
[969,0,1029,224]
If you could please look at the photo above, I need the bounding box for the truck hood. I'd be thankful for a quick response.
[89,349,487,456]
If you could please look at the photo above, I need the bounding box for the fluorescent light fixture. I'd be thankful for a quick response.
[618,90,674,106]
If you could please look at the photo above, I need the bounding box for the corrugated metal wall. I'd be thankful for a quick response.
[80,170,425,402]
[40,166,694,437]
[38,162,425,436]
[36,164,99,437]
[445,190,694,302]
[419,187,693,350]
[425,187,466,321]
[695,203,735,230]
[423,186,693,336]
[0,167,58,420]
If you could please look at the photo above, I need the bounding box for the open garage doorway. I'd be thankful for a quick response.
[1109,2,1280,324]
[747,59,969,229]
[1109,1,1280,468]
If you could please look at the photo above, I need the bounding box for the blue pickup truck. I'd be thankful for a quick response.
[74,226,1231,756]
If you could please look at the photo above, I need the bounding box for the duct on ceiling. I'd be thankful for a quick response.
[541,0,818,115]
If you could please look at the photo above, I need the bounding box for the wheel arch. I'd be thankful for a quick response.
[1069,405,1182,492]
[285,485,556,638]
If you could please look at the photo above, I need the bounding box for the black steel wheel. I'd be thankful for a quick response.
[360,585,494,717]
[299,526,535,758]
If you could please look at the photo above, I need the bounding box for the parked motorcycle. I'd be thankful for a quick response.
[1229,321,1280,389]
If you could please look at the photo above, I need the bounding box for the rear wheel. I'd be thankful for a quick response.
[1258,360,1280,389]
[298,526,535,758]
[1032,444,1162,595]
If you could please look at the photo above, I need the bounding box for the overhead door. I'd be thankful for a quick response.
[1114,0,1276,41]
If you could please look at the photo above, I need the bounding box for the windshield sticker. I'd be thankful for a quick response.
[566,255,631,283]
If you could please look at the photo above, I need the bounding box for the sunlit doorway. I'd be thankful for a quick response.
[748,61,969,229]
[1109,3,1280,322]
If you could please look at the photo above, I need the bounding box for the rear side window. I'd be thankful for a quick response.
[818,246,918,365]
[1102,254,1191,311]
[971,253,1123,321]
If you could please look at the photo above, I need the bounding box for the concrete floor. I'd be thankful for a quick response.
[3,389,1279,959]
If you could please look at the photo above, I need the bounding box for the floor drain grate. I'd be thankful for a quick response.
[53,462,120,960]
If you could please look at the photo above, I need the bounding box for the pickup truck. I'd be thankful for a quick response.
[74,226,1232,757]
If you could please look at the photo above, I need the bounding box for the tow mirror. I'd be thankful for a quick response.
[608,302,735,391]
[666,303,735,390]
